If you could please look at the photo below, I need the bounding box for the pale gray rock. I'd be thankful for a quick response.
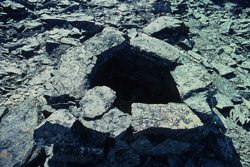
[219,20,233,34]
[80,107,131,138]
[131,103,203,135]
[171,64,212,99]
[210,61,235,76]
[240,60,250,70]
[214,93,234,110]
[130,34,181,66]
[0,100,38,167]
[34,109,76,146]
[76,86,116,118]
[184,92,213,121]
[4,66,22,75]
[143,15,182,36]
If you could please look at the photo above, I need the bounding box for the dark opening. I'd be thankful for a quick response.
[90,50,181,114]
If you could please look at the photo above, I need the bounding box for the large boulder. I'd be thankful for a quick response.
[0,100,38,167]
[131,103,203,136]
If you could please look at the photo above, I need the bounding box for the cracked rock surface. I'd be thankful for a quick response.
[1,0,250,166]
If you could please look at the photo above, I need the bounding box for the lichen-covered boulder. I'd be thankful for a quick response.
[131,103,203,135]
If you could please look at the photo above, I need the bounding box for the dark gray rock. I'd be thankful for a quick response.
[73,86,116,119]
[80,107,131,138]
[171,63,212,99]
[131,103,203,136]
[0,100,38,167]
[34,109,76,146]
[131,135,190,156]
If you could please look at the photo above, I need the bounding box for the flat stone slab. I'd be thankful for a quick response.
[171,63,212,99]
[130,34,180,66]
[80,107,131,138]
[143,15,183,36]
[131,103,203,135]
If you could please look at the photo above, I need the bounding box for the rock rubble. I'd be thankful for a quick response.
[1,0,250,166]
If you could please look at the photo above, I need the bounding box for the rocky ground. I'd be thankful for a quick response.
[1,0,250,166]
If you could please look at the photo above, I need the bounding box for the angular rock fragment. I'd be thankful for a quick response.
[219,20,233,34]
[210,61,235,76]
[74,86,116,118]
[131,103,203,135]
[171,64,212,99]
[130,34,181,66]
[34,109,76,146]
[184,92,213,121]
[214,93,234,110]
[142,16,183,36]
[80,107,131,138]
[0,100,38,167]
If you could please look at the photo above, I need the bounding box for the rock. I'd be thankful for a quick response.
[171,64,212,99]
[130,34,181,66]
[80,107,131,138]
[4,66,22,75]
[131,103,203,136]
[21,38,40,58]
[34,109,76,146]
[74,86,116,119]
[240,60,250,70]
[219,20,233,34]
[188,50,202,61]
[142,15,182,36]
[213,77,240,102]
[214,93,234,110]
[52,28,126,99]
[184,92,213,121]
[0,100,38,167]
[210,61,235,77]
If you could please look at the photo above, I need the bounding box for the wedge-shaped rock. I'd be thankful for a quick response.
[143,16,183,36]
[0,100,38,167]
[131,103,203,135]
[80,108,131,138]
[75,86,116,118]
[130,34,180,66]
[34,109,76,146]
[171,64,212,99]
[53,28,126,98]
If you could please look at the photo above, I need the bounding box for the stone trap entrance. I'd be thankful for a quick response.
[90,50,181,114]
